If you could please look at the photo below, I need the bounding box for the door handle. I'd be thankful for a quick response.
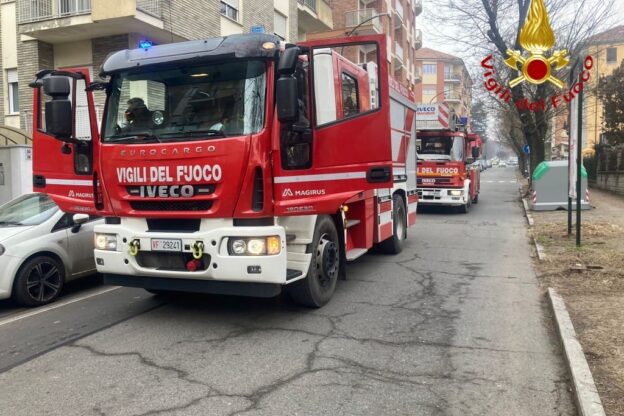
[366,166,391,183]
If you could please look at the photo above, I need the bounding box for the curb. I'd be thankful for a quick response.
[533,237,546,260]
[522,198,535,226]
[548,288,606,416]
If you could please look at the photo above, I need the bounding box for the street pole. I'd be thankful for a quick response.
[575,72,583,247]
[567,60,580,236]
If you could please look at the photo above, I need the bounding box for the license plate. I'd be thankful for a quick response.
[151,238,182,252]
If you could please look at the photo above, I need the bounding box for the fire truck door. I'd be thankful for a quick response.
[31,68,99,214]
[274,36,393,213]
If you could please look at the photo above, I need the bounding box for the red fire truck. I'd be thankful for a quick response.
[30,34,418,307]
[415,103,481,213]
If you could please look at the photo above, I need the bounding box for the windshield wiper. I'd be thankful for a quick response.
[159,129,228,139]
[106,132,162,143]
[0,221,24,226]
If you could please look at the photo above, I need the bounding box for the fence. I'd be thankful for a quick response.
[18,0,91,23]
[595,147,624,195]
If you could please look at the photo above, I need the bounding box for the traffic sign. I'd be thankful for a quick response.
[250,25,265,33]
[523,144,530,154]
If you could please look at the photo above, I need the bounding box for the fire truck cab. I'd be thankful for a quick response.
[30,34,418,307]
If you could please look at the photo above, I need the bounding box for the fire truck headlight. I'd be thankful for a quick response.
[95,233,117,251]
[227,236,281,256]
[449,190,464,196]
[230,239,247,255]
[246,239,266,255]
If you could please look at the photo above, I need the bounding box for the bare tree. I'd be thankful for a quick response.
[428,0,615,173]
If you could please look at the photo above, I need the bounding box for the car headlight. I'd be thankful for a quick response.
[0,244,5,256]
[227,236,281,256]
[94,233,117,251]
[449,190,464,196]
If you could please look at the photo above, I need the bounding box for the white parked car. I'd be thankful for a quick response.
[0,193,101,306]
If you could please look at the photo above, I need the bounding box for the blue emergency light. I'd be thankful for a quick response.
[139,40,153,50]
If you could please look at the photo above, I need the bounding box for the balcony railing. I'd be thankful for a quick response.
[137,0,161,17]
[19,0,91,23]
[298,0,316,12]
[444,72,462,81]
[345,9,382,33]
[395,0,403,21]
[395,42,404,62]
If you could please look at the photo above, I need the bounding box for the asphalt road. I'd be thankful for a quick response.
[0,167,575,416]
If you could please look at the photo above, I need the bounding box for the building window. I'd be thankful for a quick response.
[607,47,617,63]
[220,0,239,21]
[423,86,437,96]
[341,72,360,118]
[274,11,286,40]
[422,63,437,75]
[7,69,19,114]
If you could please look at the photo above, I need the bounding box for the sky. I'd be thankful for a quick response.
[420,1,624,61]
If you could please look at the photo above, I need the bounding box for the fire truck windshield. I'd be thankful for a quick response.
[102,60,266,142]
[418,136,465,162]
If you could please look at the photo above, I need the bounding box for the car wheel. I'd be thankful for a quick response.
[13,256,65,307]
[288,215,340,308]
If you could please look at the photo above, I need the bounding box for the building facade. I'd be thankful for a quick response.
[413,47,472,119]
[0,0,303,133]
[582,25,624,155]
[306,0,423,90]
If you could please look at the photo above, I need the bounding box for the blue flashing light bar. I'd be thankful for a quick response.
[139,40,153,50]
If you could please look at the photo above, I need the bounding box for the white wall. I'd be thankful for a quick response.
[0,146,33,205]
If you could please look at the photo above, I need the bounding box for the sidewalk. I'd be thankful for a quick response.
[529,186,624,416]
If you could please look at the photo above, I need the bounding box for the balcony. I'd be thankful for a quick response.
[414,28,422,49]
[444,91,461,101]
[414,0,423,16]
[394,41,404,64]
[17,0,171,44]
[344,9,383,34]
[444,71,462,82]
[298,0,333,34]
[395,0,404,22]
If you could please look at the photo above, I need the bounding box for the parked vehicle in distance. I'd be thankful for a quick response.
[486,159,493,168]
[499,161,507,167]
[0,193,101,306]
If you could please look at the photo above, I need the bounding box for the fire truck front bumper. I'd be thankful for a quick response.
[416,187,469,206]
[93,220,292,291]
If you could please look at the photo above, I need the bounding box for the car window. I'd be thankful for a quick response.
[0,194,58,226]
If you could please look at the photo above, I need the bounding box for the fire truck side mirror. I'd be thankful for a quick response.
[276,76,299,122]
[43,77,73,141]
[472,147,480,159]
[278,47,301,75]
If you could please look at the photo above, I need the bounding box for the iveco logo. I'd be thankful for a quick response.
[120,145,217,158]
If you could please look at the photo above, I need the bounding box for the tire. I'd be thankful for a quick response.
[288,215,340,308]
[379,195,406,254]
[473,193,479,204]
[458,198,471,214]
[13,256,65,307]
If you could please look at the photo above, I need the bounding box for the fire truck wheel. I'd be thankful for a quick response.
[379,194,406,254]
[288,215,339,308]
[458,198,471,214]
[473,194,479,204]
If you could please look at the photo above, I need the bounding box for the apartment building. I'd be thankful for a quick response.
[306,0,423,90]
[581,25,624,155]
[0,0,302,133]
[413,47,472,119]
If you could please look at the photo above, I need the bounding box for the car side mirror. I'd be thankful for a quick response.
[43,76,73,141]
[71,213,89,233]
